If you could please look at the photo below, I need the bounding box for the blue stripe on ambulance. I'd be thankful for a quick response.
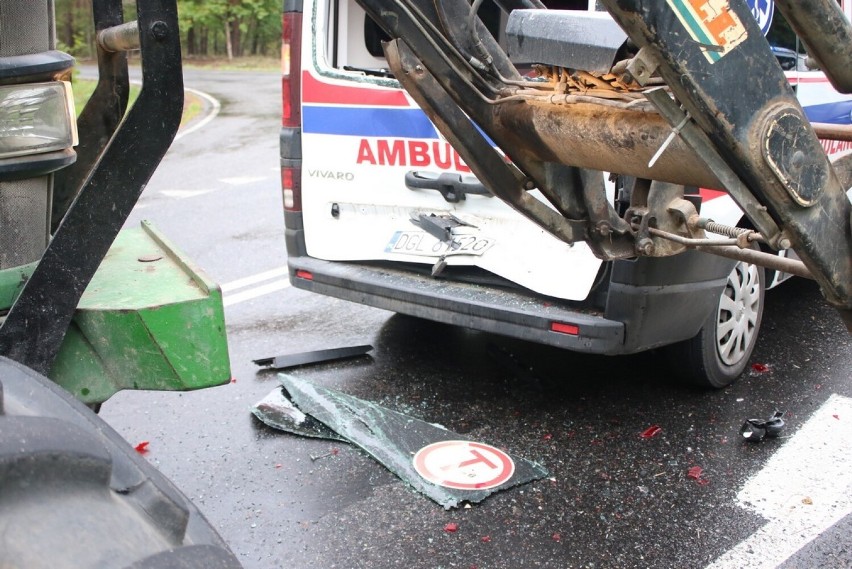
[302,105,498,147]
[302,106,438,138]
[802,100,852,125]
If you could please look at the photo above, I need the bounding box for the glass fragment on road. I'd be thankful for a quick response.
[255,374,549,509]
[251,386,347,442]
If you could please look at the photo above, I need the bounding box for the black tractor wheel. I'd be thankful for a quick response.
[0,356,241,569]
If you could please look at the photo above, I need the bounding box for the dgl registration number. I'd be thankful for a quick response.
[385,231,495,257]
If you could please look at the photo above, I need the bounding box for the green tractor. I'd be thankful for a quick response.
[0,0,238,566]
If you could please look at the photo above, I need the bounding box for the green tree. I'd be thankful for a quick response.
[54,0,280,60]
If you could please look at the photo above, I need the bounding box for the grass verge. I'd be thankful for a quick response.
[73,78,204,128]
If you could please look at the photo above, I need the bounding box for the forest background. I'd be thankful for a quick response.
[56,0,281,62]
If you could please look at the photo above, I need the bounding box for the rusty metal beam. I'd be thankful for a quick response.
[493,99,722,189]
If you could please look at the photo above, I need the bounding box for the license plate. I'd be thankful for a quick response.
[384,231,495,257]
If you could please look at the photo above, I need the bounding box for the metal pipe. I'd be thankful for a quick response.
[648,227,738,247]
[97,21,139,53]
[812,122,852,142]
[773,0,852,94]
[493,0,546,10]
[696,245,814,280]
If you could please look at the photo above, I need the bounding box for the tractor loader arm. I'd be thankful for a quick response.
[354,0,852,331]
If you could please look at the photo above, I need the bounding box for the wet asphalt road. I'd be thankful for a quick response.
[99,68,852,569]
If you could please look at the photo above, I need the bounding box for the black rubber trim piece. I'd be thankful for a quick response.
[283,0,303,13]
[0,51,75,82]
[280,127,302,160]
[0,356,241,569]
[0,149,76,181]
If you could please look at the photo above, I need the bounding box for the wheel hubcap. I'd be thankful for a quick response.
[716,261,761,366]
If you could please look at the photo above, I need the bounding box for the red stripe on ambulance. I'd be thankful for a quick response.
[302,71,410,107]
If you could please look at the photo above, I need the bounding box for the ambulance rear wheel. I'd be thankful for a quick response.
[665,260,765,388]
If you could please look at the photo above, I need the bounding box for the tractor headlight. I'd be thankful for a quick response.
[0,81,78,159]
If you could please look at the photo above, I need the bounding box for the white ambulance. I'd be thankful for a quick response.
[280,0,852,387]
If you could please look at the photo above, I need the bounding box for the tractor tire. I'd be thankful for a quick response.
[0,356,241,569]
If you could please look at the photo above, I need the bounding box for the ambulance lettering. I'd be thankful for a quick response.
[820,138,852,155]
[357,138,471,173]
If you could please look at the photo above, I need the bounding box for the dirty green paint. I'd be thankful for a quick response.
[0,262,37,311]
[49,221,230,404]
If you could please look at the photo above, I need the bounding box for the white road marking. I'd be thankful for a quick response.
[221,267,291,307]
[223,279,290,307]
[160,189,213,199]
[219,176,268,185]
[221,267,288,292]
[706,394,852,569]
[174,87,221,141]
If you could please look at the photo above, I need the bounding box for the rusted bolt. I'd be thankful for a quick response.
[596,221,612,237]
[637,238,655,256]
[524,180,535,190]
[150,21,169,40]
[414,65,424,74]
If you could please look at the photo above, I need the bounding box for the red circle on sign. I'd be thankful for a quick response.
[413,440,515,490]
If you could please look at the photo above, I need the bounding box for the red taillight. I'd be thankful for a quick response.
[281,166,302,212]
[282,12,303,128]
[295,270,313,280]
[550,322,579,336]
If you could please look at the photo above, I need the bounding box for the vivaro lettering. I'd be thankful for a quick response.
[307,169,355,181]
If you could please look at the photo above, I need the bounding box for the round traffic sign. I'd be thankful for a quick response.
[746,0,774,36]
[413,440,515,490]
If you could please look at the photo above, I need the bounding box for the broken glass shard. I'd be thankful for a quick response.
[263,374,548,509]
[252,386,347,442]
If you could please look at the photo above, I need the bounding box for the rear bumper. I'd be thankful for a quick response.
[288,256,626,354]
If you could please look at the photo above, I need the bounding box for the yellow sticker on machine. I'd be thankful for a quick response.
[666,0,748,64]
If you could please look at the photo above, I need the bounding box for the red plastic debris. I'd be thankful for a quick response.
[640,425,662,439]
[687,466,709,484]
[751,363,770,373]
[275,464,282,469]
[230,377,237,383]
[552,532,562,542]
[331,448,340,456]
[481,536,491,543]
[542,433,553,441]
[833,414,840,420]
[444,523,459,533]
[134,441,150,454]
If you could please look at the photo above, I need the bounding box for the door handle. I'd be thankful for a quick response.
[405,171,493,203]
